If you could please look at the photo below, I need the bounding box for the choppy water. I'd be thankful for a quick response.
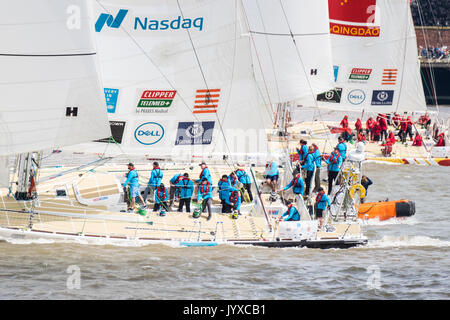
[0,163,449,300]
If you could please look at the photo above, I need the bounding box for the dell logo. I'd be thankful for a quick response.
[134,122,164,145]
[95,9,128,32]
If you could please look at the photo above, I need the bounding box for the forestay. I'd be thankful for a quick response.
[317,0,427,113]
[242,0,335,106]
[0,0,111,156]
[72,0,269,162]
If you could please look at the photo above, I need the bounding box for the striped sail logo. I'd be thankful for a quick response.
[193,89,220,114]
[382,69,398,85]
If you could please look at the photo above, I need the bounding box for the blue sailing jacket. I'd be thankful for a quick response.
[326,152,343,172]
[296,145,308,162]
[265,162,279,177]
[235,169,251,184]
[226,188,242,211]
[170,173,183,185]
[316,192,331,210]
[313,148,321,168]
[176,178,194,199]
[284,175,305,195]
[337,142,347,159]
[281,206,300,221]
[302,153,316,172]
[154,187,168,204]
[217,179,232,201]
[123,169,139,188]
[197,182,213,201]
[197,167,213,184]
[148,167,163,187]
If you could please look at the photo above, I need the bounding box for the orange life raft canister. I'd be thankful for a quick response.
[358,199,415,221]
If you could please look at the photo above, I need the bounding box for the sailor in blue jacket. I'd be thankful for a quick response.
[302,146,316,196]
[283,173,305,196]
[197,179,213,220]
[325,147,343,195]
[218,175,232,213]
[153,183,169,212]
[315,187,331,227]
[336,137,347,160]
[143,162,163,203]
[264,160,279,193]
[226,188,242,213]
[280,202,300,221]
[196,161,213,184]
[169,173,183,208]
[296,140,308,164]
[176,173,194,212]
[312,143,322,192]
[235,165,253,202]
[122,163,145,212]
[228,172,238,188]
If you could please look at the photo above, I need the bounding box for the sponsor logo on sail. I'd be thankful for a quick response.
[95,9,128,32]
[66,107,78,117]
[96,121,126,144]
[347,89,366,105]
[104,88,119,114]
[193,89,221,114]
[175,121,215,145]
[134,122,164,145]
[382,69,398,85]
[134,16,204,31]
[317,88,343,103]
[371,90,394,105]
[136,90,176,114]
[349,68,372,81]
[329,0,380,37]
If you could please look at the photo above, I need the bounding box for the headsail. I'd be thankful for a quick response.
[317,0,427,113]
[243,0,335,106]
[70,0,270,161]
[0,0,111,156]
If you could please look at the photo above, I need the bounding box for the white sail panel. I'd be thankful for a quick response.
[0,0,111,156]
[318,0,426,113]
[0,156,9,188]
[69,0,269,161]
[243,0,335,105]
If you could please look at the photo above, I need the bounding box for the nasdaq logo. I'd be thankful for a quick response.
[95,9,128,32]
[134,16,204,31]
[371,90,394,105]
[134,122,164,145]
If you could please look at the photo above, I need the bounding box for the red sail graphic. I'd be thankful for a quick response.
[328,0,379,37]
[329,0,377,23]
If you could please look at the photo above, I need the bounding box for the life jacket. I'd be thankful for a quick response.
[180,177,191,187]
[126,168,138,179]
[329,152,341,164]
[292,174,302,187]
[200,181,210,194]
[316,191,325,204]
[157,187,167,200]
[229,190,239,205]
[153,167,162,178]
[229,174,237,185]
[219,178,228,186]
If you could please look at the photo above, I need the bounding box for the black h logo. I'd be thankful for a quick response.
[66,107,78,117]
[310,69,318,76]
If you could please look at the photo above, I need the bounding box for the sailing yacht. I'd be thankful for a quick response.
[0,0,367,248]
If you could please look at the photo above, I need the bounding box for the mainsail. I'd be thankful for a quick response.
[71,0,270,161]
[0,0,111,157]
[317,0,427,113]
[242,0,335,106]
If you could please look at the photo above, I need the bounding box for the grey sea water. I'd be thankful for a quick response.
[0,163,449,300]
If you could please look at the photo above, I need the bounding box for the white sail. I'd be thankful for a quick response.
[317,0,427,113]
[0,0,111,156]
[243,0,335,106]
[68,0,269,161]
[0,156,8,188]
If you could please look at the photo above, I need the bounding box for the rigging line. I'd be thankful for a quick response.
[254,0,281,104]
[94,1,201,123]
[175,0,235,165]
[0,53,96,57]
[240,0,275,124]
[395,1,414,115]
[249,30,329,37]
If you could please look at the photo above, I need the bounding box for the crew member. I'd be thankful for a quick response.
[312,143,322,192]
[302,146,315,196]
[235,165,253,202]
[153,183,168,212]
[264,160,279,193]
[280,202,300,221]
[315,187,331,228]
[225,188,242,214]
[336,137,347,160]
[177,173,194,213]
[360,175,373,204]
[435,133,446,147]
[218,175,232,213]
[197,179,213,220]
[325,147,343,195]
[228,172,238,188]
[412,133,423,147]
[296,140,308,165]
[366,117,375,141]
[169,173,184,208]
[379,115,388,141]
[122,163,145,213]
[355,118,362,133]
[143,162,163,203]
[283,172,305,197]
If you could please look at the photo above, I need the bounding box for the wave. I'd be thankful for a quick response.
[359,216,419,226]
[367,235,450,248]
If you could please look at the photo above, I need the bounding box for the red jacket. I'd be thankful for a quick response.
[436,135,445,147]
[412,135,423,146]
[340,117,349,128]
[372,122,381,135]
[379,118,387,130]
[388,132,396,145]
[355,118,362,131]
[366,118,375,130]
